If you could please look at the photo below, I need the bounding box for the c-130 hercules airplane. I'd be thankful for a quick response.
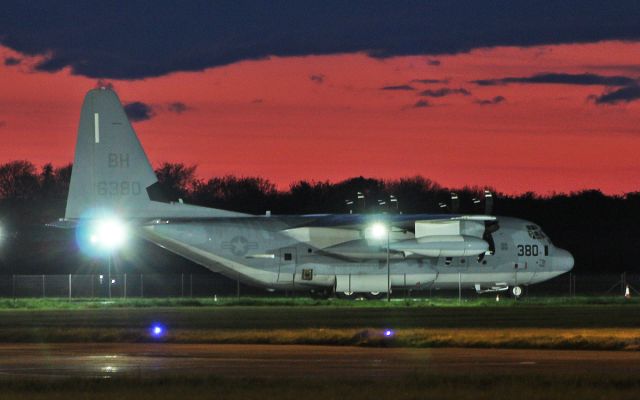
[60,88,573,299]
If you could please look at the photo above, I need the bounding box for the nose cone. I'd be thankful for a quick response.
[554,248,574,272]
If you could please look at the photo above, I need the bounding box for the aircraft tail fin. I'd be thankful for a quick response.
[65,88,245,220]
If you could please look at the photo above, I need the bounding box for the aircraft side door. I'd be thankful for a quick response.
[277,247,297,284]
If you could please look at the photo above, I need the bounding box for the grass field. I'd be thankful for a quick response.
[2,374,640,400]
[0,295,639,309]
[0,327,637,351]
[0,297,638,350]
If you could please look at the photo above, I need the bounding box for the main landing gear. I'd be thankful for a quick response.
[335,291,388,300]
[511,285,523,298]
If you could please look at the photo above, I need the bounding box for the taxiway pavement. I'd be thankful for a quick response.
[0,343,639,380]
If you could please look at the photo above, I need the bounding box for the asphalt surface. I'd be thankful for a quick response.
[1,343,639,380]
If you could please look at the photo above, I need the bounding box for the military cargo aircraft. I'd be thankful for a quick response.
[59,88,573,298]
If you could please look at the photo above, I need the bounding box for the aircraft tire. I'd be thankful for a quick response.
[511,285,523,298]
[309,289,331,299]
[336,291,359,300]
[364,291,386,300]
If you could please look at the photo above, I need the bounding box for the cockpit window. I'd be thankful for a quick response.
[526,225,546,240]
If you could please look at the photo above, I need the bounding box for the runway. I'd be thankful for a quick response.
[1,343,639,380]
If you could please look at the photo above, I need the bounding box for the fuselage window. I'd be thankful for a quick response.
[445,257,452,266]
[544,245,549,256]
[284,253,292,261]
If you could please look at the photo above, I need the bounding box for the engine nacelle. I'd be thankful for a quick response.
[393,235,488,257]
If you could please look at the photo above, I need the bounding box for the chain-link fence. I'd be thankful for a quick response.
[0,273,638,298]
[0,273,248,298]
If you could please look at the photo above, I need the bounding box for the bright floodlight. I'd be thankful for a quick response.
[383,329,394,337]
[91,218,127,250]
[370,222,388,239]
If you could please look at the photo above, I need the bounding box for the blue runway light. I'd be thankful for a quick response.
[383,329,394,337]
[150,324,165,338]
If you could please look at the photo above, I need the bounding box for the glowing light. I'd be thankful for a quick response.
[90,218,128,250]
[370,222,388,239]
[383,329,394,337]
[150,324,165,338]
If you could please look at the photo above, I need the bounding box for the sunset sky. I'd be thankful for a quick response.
[0,2,639,194]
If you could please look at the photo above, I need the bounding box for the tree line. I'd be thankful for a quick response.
[0,160,638,274]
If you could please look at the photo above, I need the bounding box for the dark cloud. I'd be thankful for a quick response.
[413,100,430,108]
[473,73,638,87]
[426,59,441,66]
[475,95,506,105]
[1,2,640,79]
[310,74,325,84]
[167,102,190,114]
[3,57,21,66]
[124,102,155,122]
[592,85,640,105]
[380,85,414,91]
[411,78,449,84]
[419,87,471,97]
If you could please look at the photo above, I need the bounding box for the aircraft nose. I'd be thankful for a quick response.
[554,248,574,272]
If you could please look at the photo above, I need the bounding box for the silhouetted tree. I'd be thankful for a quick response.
[154,162,198,201]
[0,160,39,200]
[0,159,639,274]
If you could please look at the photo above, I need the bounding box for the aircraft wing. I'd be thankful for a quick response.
[284,213,496,260]
[294,213,495,230]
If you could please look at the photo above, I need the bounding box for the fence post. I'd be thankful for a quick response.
[124,273,127,299]
[190,274,193,297]
[458,272,462,303]
[181,273,184,297]
[42,274,45,298]
[140,273,144,298]
[91,274,94,298]
[236,272,240,300]
[68,274,72,301]
[12,274,15,301]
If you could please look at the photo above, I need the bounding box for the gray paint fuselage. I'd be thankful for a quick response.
[139,215,573,291]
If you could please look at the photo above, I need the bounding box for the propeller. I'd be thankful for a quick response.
[484,189,494,215]
[450,192,460,214]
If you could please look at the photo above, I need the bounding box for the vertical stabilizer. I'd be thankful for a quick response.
[65,88,245,220]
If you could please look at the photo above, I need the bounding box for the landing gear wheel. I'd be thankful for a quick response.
[336,291,358,300]
[309,289,331,299]
[512,285,523,298]
[365,291,386,300]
